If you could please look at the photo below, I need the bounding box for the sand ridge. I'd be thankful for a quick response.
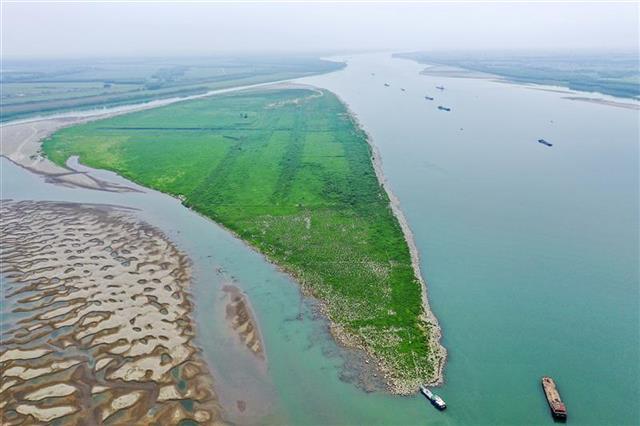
[221,284,264,360]
[0,200,224,425]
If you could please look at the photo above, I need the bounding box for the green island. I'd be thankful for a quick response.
[43,87,443,391]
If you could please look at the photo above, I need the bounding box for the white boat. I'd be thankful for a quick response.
[419,385,447,410]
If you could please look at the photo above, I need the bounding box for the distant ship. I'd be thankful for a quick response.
[437,106,451,112]
[384,83,390,87]
[436,86,445,90]
[538,139,553,147]
[424,96,434,101]
[419,386,446,410]
[401,88,406,92]
[541,377,567,421]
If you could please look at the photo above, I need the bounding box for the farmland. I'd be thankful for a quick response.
[43,87,441,390]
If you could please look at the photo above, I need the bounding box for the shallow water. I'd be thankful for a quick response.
[2,52,638,425]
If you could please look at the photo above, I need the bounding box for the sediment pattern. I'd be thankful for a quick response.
[222,285,264,359]
[0,200,222,425]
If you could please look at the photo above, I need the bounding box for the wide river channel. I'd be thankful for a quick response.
[2,53,638,425]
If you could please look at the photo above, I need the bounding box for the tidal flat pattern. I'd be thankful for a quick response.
[0,200,222,425]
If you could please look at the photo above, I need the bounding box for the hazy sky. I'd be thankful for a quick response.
[2,1,638,58]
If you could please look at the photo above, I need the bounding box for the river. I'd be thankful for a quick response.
[2,53,638,425]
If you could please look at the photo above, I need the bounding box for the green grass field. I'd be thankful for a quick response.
[43,88,438,387]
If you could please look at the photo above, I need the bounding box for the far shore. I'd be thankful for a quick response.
[418,63,640,110]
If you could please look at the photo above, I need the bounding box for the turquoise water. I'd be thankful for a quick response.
[2,52,638,425]
[301,53,639,425]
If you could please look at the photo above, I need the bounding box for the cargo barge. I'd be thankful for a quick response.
[438,106,451,112]
[541,376,567,421]
[538,139,553,147]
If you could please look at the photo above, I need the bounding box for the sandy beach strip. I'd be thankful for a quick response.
[0,200,224,425]
[0,119,140,192]
[561,96,640,110]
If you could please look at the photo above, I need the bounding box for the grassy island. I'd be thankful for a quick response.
[43,87,442,391]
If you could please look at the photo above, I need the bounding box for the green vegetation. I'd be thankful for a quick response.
[397,51,640,99]
[43,88,438,386]
[1,56,343,122]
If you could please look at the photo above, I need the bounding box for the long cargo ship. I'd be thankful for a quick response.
[541,376,567,421]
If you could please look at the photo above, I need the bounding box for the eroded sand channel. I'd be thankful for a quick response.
[0,200,223,425]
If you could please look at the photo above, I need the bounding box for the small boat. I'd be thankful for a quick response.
[419,386,447,410]
[437,106,451,112]
[384,83,390,87]
[424,96,434,101]
[541,377,567,421]
[538,139,553,147]
[436,86,445,90]
[401,88,406,92]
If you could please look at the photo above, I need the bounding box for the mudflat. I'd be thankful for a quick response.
[0,200,223,425]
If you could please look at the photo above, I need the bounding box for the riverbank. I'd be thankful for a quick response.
[0,200,224,424]
[338,93,446,389]
[414,62,640,110]
[396,51,640,100]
